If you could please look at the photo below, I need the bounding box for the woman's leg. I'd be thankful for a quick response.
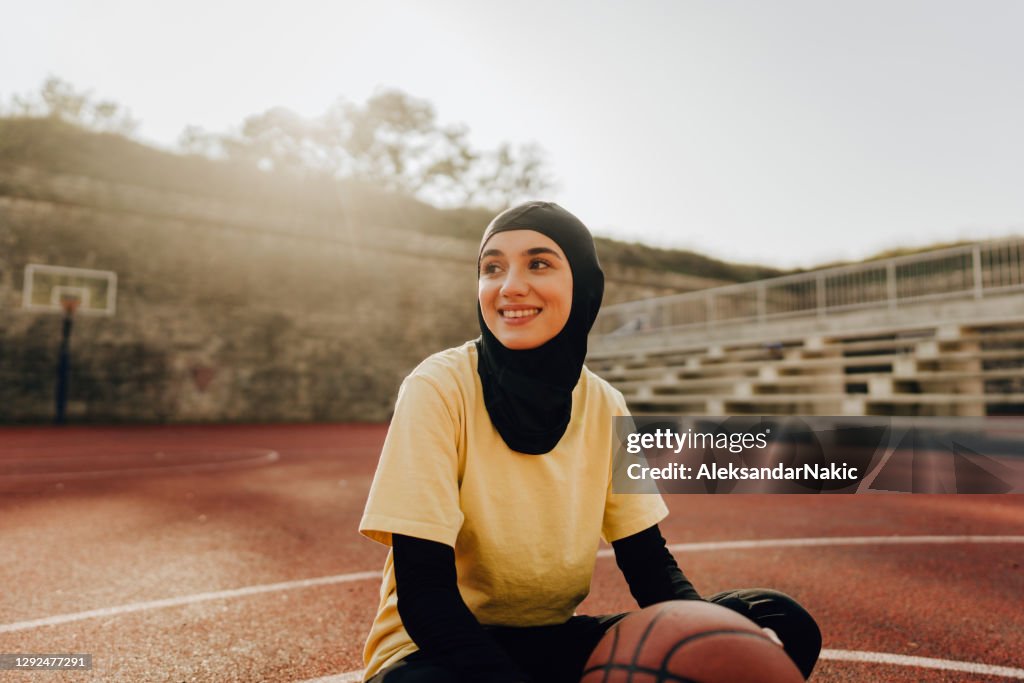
[485,614,628,683]
[365,651,457,683]
[708,588,822,679]
[367,614,627,683]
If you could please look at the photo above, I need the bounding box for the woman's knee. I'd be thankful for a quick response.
[708,588,822,679]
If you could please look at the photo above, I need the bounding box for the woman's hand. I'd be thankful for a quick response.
[763,627,784,647]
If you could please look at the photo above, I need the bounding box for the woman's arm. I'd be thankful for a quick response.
[611,524,703,606]
[393,534,530,683]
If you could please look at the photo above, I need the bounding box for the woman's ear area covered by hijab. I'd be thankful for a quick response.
[474,201,605,455]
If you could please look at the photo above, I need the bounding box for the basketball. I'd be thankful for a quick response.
[581,601,804,683]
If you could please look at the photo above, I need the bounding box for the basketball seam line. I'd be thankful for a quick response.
[602,623,620,683]
[583,627,777,683]
[629,603,671,674]
[661,628,779,681]
[581,662,699,683]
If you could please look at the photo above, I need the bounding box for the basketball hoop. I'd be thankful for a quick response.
[22,264,115,425]
[60,296,82,316]
[23,264,117,316]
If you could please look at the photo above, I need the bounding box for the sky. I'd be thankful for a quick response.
[2,0,1023,268]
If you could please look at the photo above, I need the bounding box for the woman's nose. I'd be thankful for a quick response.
[500,267,530,297]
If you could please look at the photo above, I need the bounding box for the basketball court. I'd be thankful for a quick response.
[1,423,1022,682]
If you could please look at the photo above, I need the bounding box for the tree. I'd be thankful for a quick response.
[467,142,553,209]
[341,91,471,195]
[187,88,552,207]
[3,76,138,135]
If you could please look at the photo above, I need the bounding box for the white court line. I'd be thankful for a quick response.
[299,649,1024,683]
[2,535,1022,636]
[822,649,1024,679]
[661,533,1024,555]
[0,571,379,634]
[298,673,364,683]
[596,533,1024,557]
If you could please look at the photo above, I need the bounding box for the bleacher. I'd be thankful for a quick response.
[588,239,1024,416]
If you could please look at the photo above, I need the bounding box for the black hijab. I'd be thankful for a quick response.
[475,201,605,454]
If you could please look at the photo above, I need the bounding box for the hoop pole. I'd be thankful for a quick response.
[55,308,74,425]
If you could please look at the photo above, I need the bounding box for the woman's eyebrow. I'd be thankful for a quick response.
[480,247,564,260]
[526,247,563,260]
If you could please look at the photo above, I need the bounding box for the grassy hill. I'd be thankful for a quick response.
[0,116,785,284]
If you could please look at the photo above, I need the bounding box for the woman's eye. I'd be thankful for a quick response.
[530,258,552,270]
[480,262,502,276]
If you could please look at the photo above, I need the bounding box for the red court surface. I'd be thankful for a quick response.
[1,424,1022,682]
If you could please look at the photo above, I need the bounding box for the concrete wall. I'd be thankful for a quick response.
[0,166,707,423]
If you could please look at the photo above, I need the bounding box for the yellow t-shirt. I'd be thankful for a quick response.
[358,340,668,680]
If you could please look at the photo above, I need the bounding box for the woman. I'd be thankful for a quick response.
[359,202,821,682]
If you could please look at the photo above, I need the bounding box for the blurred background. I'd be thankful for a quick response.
[2,0,1023,424]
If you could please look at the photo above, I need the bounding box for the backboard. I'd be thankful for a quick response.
[22,264,118,316]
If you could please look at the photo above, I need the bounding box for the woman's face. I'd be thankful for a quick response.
[478,229,573,350]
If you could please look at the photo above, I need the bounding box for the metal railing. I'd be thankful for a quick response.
[594,238,1024,338]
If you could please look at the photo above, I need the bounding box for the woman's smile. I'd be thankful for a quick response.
[499,305,542,324]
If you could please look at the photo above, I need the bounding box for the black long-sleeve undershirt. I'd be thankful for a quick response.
[391,525,701,680]
[610,524,704,606]
[392,534,528,682]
